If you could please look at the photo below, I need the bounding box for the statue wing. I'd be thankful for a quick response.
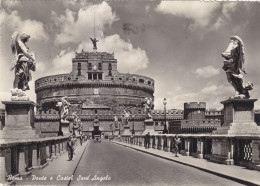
[10,32,19,71]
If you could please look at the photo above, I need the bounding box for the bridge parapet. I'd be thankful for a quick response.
[119,134,260,171]
[0,136,70,184]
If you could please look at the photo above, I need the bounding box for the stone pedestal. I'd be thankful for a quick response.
[213,99,260,134]
[0,101,39,141]
[123,125,131,135]
[61,120,70,136]
[142,119,158,135]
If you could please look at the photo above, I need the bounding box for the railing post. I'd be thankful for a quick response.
[39,143,48,169]
[186,139,190,156]
[32,144,40,169]
[252,140,260,166]
[52,142,57,159]
[56,142,61,156]
[198,138,204,159]
[46,143,52,162]
[18,146,31,177]
[0,148,7,184]
[225,138,234,165]
[168,137,171,152]
[155,136,158,149]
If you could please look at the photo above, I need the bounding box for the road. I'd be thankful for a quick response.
[69,140,242,186]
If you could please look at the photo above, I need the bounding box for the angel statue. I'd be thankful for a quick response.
[72,112,81,135]
[122,110,130,125]
[56,96,71,123]
[143,97,154,119]
[90,37,99,50]
[11,31,36,92]
[221,36,253,99]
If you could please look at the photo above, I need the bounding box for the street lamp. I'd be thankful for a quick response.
[132,115,135,135]
[163,98,168,134]
[56,101,63,136]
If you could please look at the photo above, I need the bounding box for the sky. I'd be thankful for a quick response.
[1,0,260,110]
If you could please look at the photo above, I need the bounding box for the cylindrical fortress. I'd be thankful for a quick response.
[35,51,154,115]
[184,102,206,120]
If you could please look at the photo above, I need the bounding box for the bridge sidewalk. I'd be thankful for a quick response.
[112,141,260,186]
[14,140,89,186]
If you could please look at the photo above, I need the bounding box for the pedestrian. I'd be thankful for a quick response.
[172,134,181,157]
[67,136,74,161]
[72,135,77,155]
[145,132,150,149]
[130,133,134,145]
[80,134,83,146]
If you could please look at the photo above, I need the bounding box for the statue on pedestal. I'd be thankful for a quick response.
[72,112,81,135]
[143,97,154,120]
[10,32,36,100]
[122,110,130,125]
[59,96,71,123]
[222,36,253,99]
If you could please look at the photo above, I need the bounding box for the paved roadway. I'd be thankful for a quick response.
[69,140,243,186]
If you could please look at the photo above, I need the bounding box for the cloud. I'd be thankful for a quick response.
[1,0,22,9]
[50,50,75,75]
[0,10,48,40]
[155,83,233,110]
[201,85,218,95]
[195,66,220,78]
[156,1,220,29]
[53,2,118,44]
[53,34,149,74]
[222,3,239,20]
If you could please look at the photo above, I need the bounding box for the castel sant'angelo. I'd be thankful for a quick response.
[34,40,162,137]
[33,39,220,137]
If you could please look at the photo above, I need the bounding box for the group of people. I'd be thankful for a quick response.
[144,132,181,157]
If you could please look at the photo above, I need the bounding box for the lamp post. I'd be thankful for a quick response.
[56,102,63,136]
[163,98,168,134]
[132,115,135,135]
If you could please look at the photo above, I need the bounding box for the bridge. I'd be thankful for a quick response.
[1,134,260,185]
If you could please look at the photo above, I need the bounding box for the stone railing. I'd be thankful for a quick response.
[0,136,71,184]
[119,134,260,171]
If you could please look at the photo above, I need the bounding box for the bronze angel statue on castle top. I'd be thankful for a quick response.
[11,31,36,91]
[221,36,253,99]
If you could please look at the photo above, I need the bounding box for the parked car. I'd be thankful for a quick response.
[94,135,101,143]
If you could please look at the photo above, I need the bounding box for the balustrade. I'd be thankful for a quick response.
[118,134,260,171]
[0,136,69,183]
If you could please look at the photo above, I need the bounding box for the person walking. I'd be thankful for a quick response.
[145,132,150,149]
[80,134,83,146]
[172,134,181,157]
[67,136,74,161]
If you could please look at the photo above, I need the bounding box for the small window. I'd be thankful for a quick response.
[88,73,92,80]
[139,79,144,83]
[88,63,92,70]
[108,63,112,70]
[93,73,97,80]
[98,73,102,80]
[148,81,151,85]
[98,63,102,70]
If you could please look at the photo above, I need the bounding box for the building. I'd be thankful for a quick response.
[0,109,5,130]
[34,50,156,137]
[181,102,221,133]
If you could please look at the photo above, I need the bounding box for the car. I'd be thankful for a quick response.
[94,135,101,143]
